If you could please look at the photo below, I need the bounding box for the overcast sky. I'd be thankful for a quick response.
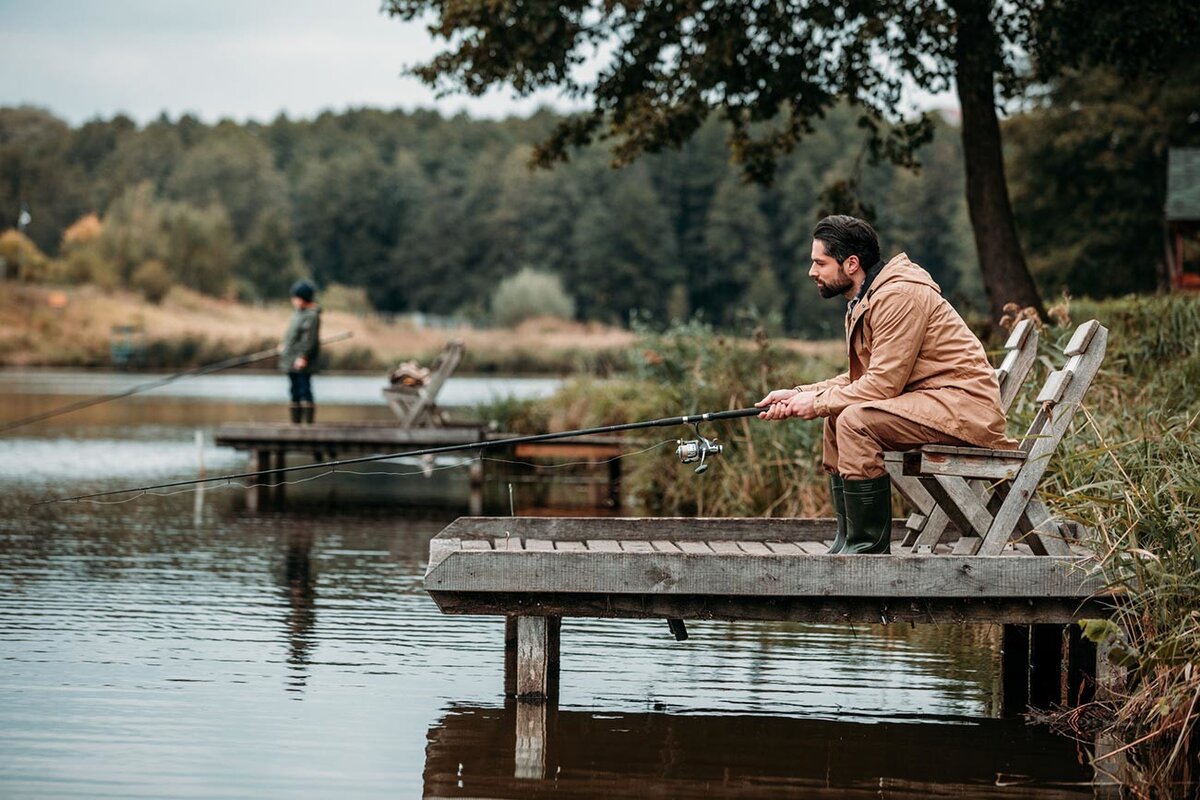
[0,0,574,125]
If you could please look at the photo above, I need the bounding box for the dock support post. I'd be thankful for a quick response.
[272,450,286,507]
[248,449,270,512]
[1064,623,1096,707]
[469,459,484,516]
[1095,627,1127,702]
[1030,623,1064,709]
[504,615,518,697]
[507,615,560,701]
[607,457,621,510]
[999,624,1030,716]
[1091,626,1130,794]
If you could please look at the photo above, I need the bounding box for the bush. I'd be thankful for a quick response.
[0,229,49,282]
[491,267,575,328]
[320,283,372,315]
[131,259,172,303]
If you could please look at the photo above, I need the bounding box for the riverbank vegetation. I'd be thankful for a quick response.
[0,282,639,374]
[492,293,1199,795]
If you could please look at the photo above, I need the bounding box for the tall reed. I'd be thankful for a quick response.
[1029,296,1200,797]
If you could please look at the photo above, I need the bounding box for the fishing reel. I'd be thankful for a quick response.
[676,422,723,474]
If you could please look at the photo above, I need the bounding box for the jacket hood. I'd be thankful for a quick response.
[872,252,941,296]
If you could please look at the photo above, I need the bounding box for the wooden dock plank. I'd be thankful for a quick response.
[765,542,803,555]
[650,541,682,553]
[676,541,713,555]
[709,541,743,555]
[461,539,492,551]
[427,549,1106,598]
[586,540,622,552]
[493,537,524,551]
[737,542,773,556]
[435,517,908,544]
[619,541,655,553]
[797,542,827,555]
[524,539,555,551]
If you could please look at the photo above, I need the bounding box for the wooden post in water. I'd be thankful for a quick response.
[607,457,621,510]
[999,624,1030,716]
[509,616,560,701]
[193,430,205,526]
[1029,623,1065,708]
[1064,624,1096,707]
[247,449,269,512]
[468,459,484,516]
[504,616,518,697]
[272,450,286,507]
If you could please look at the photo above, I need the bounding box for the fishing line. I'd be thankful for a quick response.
[1,331,353,434]
[36,407,762,506]
[68,438,678,506]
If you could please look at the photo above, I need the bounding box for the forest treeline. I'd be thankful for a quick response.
[0,63,1192,336]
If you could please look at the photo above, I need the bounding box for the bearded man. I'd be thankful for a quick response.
[756,215,1014,554]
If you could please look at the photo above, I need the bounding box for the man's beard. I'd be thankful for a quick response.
[816,267,853,299]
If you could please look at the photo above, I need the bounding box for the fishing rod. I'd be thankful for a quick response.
[36,406,765,506]
[1,331,354,434]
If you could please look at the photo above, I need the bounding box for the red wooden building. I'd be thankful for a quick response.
[1166,148,1200,290]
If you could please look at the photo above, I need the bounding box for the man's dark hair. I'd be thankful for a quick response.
[813,215,880,269]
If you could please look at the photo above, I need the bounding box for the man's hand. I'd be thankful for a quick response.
[756,388,818,420]
[756,388,797,420]
[293,356,308,371]
[787,391,818,420]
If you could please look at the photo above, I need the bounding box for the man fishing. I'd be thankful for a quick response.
[280,280,322,425]
[756,215,1014,555]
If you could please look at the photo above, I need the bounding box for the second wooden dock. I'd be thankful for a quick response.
[214,422,624,511]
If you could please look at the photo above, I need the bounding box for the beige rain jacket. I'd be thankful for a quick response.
[799,253,1015,449]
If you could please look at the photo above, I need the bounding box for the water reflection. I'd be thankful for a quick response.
[424,703,1095,799]
[279,528,317,692]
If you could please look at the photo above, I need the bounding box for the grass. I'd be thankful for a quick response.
[1027,295,1200,797]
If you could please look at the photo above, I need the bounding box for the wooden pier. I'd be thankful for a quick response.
[425,517,1120,716]
[214,422,624,511]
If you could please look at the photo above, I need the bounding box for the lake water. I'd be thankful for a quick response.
[0,370,1099,798]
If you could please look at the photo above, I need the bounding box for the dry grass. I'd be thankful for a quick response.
[0,283,842,375]
[0,284,639,372]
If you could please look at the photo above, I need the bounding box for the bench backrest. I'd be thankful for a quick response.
[1020,319,1107,455]
[996,318,1039,411]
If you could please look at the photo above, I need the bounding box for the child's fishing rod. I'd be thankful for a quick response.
[1,331,353,434]
[36,406,764,506]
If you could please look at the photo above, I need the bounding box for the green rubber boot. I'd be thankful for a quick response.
[826,474,847,554]
[289,403,303,424]
[842,475,892,554]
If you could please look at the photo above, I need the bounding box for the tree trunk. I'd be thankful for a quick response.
[953,0,1047,324]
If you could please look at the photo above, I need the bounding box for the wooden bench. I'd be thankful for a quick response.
[885,318,1040,550]
[901,320,1108,557]
[382,339,464,428]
